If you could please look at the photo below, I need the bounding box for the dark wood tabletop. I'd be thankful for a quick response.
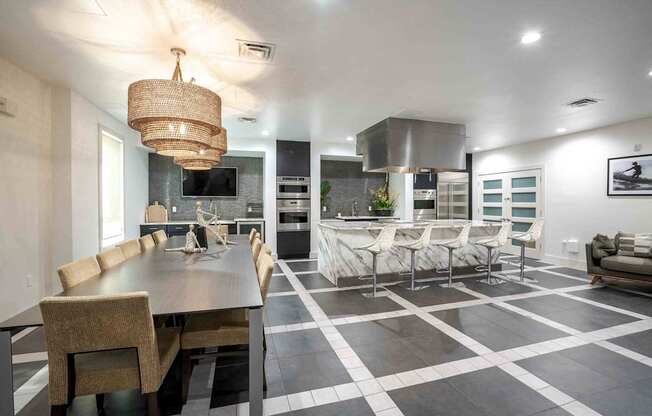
[0,236,262,330]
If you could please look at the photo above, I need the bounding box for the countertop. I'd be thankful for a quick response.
[142,218,264,226]
[319,219,498,230]
[333,215,401,221]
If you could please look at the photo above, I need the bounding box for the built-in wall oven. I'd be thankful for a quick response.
[277,176,310,199]
[277,199,311,232]
[413,189,437,220]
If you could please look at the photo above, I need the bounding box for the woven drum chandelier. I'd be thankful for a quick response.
[128,48,223,157]
[174,128,228,170]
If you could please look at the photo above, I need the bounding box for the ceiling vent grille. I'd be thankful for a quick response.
[238,116,257,124]
[567,97,601,108]
[237,40,276,62]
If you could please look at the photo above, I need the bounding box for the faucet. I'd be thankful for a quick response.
[352,200,359,217]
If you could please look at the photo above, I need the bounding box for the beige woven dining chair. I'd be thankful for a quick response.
[248,228,258,244]
[140,234,156,251]
[255,244,273,272]
[57,257,102,290]
[252,237,263,264]
[179,252,274,402]
[96,247,126,272]
[39,292,181,416]
[152,229,168,244]
[117,239,142,259]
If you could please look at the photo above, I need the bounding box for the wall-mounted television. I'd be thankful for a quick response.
[182,167,238,198]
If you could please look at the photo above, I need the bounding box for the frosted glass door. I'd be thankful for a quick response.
[479,169,543,256]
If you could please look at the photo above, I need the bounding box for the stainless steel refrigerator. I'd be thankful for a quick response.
[437,172,469,220]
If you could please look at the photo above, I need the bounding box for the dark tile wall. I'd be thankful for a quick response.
[320,160,386,218]
[148,154,264,220]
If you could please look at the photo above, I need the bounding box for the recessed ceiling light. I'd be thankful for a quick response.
[556,127,567,134]
[648,69,652,77]
[521,31,542,44]
[261,130,270,136]
[473,147,481,151]
[346,136,354,141]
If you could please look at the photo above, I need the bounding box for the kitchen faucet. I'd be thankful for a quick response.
[352,200,359,217]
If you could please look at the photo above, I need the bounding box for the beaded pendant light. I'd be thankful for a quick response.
[128,48,223,157]
[174,128,228,170]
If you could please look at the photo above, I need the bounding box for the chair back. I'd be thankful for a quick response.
[418,224,435,246]
[57,257,101,290]
[117,239,141,259]
[256,244,272,271]
[455,222,473,246]
[152,229,168,244]
[256,253,274,300]
[496,221,512,246]
[39,292,160,405]
[528,218,545,241]
[145,202,168,223]
[139,234,156,251]
[248,228,258,244]
[375,226,397,251]
[251,237,263,263]
[96,247,126,271]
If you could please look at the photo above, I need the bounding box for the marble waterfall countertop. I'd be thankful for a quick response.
[318,219,502,284]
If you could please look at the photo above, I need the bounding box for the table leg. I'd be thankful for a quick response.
[1,330,14,415]
[249,307,263,416]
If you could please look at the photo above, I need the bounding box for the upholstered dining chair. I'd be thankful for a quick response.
[117,239,142,259]
[96,247,126,272]
[179,253,274,402]
[152,229,168,244]
[256,244,273,272]
[57,257,102,290]
[39,292,181,416]
[252,237,263,263]
[248,228,258,244]
[140,234,156,251]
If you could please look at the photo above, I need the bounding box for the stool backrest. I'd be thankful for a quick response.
[496,222,511,246]
[528,218,545,241]
[375,226,397,251]
[418,224,435,246]
[456,222,473,246]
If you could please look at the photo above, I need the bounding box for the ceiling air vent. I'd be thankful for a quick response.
[238,116,257,124]
[237,39,276,62]
[567,97,601,108]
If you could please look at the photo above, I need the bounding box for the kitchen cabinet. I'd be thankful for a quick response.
[276,140,310,177]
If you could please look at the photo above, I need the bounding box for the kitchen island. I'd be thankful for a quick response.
[318,220,502,285]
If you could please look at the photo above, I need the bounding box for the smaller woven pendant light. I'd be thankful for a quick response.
[174,128,228,170]
[128,48,223,157]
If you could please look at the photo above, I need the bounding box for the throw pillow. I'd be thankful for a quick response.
[592,234,616,260]
[617,232,652,258]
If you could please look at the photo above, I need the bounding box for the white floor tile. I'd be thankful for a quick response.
[287,391,315,411]
[263,396,290,416]
[311,387,339,406]
[415,366,441,382]
[538,386,575,406]
[395,370,424,386]
[365,392,396,413]
[357,378,383,396]
[349,366,374,381]
[377,374,404,391]
[562,400,602,416]
[516,373,549,390]
[334,382,363,400]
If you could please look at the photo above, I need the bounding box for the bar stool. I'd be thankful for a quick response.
[396,224,435,291]
[354,226,397,298]
[474,221,511,285]
[511,218,545,282]
[431,222,473,288]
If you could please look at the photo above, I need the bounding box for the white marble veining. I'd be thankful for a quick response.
[318,220,501,284]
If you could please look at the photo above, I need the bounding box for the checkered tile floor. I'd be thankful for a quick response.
[11,256,652,416]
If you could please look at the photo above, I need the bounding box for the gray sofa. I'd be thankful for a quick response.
[585,243,652,284]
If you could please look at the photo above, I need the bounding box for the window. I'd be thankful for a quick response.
[100,129,124,248]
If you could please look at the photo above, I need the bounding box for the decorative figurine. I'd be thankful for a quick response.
[164,224,206,254]
[195,201,235,247]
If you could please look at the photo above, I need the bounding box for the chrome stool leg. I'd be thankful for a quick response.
[440,247,465,288]
[518,242,538,283]
[478,246,506,285]
[403,250,429,291]
[362,253,379,298]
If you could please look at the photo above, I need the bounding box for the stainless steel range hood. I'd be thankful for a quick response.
[355,118,466,173]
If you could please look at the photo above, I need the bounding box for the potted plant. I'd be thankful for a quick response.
[320,181,332,212]
[369,175,396,216]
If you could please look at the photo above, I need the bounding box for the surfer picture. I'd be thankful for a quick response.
[608,154,652,196]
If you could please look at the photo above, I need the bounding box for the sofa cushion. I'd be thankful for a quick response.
[601,255,652,276]
[617,233,652,258]
[592,234,616,260]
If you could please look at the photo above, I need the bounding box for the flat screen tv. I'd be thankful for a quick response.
[182,167,238,198]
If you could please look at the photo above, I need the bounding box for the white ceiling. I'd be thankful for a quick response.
[1,0,652,151]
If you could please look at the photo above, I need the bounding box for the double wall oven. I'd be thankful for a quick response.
[277,176,310,199]
[277,199,311,232]
[413,189,437,220]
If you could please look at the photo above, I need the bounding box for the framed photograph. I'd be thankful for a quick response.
[607,153,652,196]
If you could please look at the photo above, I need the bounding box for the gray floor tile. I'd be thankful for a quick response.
[388,284,478,307]
[577,380,652,416]
[288,260,319,273]
[285,397,374,416]
[547,267,590,280]
[271,328,333,358]
[268,274,295,293]
[297,272,335,289]
[277,351,351,394]
[311,288,404,318]
[559,344,652,384]
[273,263,283,274]
[12,361,47,392]
[264,295,313,326]
[447,367,558,416]
[570,287,652,316]
[456,276,540,297]
[12,328,46,355]
[609,329,652,358]
[506,270,586,289]
[531,407,573,416]
[390,379,491,416]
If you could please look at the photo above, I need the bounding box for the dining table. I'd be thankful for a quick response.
[0,235,264,416]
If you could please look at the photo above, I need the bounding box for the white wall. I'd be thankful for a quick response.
[388,173,414,221]
[0,56,53,319]
[228,139,277,254]
[0,56,149,320]
[473,117,652,267]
